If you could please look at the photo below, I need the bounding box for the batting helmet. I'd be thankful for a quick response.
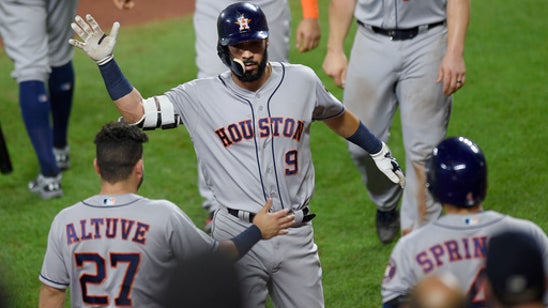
[426,137,488,207]
[216,2,269,76]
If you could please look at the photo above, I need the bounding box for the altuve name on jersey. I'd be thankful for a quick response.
[65,218,150,245]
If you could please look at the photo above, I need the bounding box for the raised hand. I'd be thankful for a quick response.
[69,14,120,65]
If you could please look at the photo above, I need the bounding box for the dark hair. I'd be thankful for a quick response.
[94,122,148,183]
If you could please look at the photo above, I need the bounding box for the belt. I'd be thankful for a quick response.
[358,20,445,41]
[227,206,316,225]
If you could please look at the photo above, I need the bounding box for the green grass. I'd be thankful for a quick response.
[0,0,546,306]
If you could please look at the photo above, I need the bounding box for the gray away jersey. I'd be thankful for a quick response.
[39,194,218,307]
[164,62,345,214]
[381,210,548,306]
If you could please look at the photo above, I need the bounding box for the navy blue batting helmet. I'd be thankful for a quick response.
[216,2,269,75]
[426,137,488,207]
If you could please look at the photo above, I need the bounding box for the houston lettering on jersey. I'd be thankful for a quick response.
[415,236,488,274]
[65,218,150,245]
[215,117,305,147]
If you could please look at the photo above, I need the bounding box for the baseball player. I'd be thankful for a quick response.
[194,0,321,231]
[69,3,405,307]
[195,0,320,79]
[322,0,471,243]
[38,122,294,307]
[381,136,548,307]
[0,0,134,200]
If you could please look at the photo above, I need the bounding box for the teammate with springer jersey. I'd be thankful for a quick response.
[69,3,405,306]
[381,136,548,307]
[38,122,293,306]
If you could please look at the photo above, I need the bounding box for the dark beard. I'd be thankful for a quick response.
[236,50,268,83]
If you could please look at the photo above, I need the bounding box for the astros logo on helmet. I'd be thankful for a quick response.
[216,2,269,77]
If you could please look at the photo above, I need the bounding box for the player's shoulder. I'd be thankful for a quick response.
[272,62,320,84]
[128,196,184,215]
[53,201,85,219]
[480,210,540,230]
[57,194,176,214]
[271,61,315,75]
[491,212,547,237]
[172,74,226,93]
[148,198,183,212]
[391,225,434,251]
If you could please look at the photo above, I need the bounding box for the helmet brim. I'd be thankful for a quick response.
[219,31,269,46]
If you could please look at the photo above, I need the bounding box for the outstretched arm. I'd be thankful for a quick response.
[324,111,405,188]
[69,14,144,124]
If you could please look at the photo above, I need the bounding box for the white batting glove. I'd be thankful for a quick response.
[370,142,406,189]
[69,14,120,65]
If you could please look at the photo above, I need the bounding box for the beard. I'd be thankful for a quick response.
[235,50,268,83]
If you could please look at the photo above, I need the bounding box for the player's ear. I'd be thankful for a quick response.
[135,159,144,176]
[93,158,101,176]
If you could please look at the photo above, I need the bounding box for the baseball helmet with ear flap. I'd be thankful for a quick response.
[426,136,488,207]
[216,2,269,77]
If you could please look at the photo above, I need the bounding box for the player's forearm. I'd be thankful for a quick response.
[114,89,145,124]
[326,0,356,53]
[325,111,382,154]
[446,0,470,57]
[39,284,66,308]
[98,59,145,123]
[218,241,239,260]
[324,110,359,138]
[218,225,263,260]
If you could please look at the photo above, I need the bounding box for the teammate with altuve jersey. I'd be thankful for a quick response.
[38,122,293,306]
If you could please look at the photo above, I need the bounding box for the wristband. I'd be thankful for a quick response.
[231,224,262,257]
[346,122,382,154]
[98,59,133,101]
[301,0,319,19]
